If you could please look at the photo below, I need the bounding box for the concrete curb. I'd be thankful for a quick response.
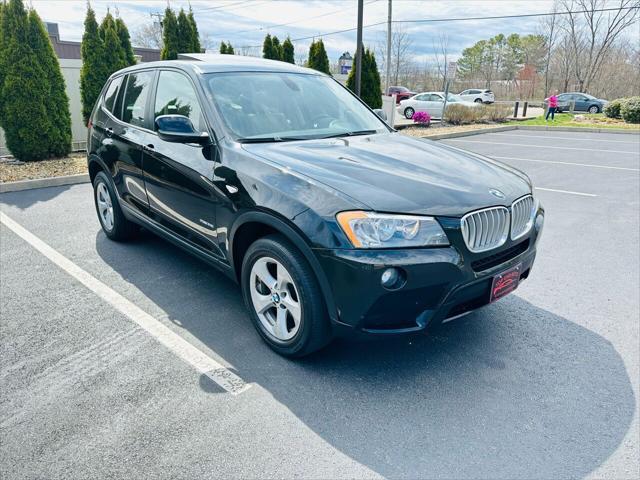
[422,125,518,140]
[0,173,90,194]
[421,124,639,140]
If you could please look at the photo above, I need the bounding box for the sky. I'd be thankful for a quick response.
[28,0,608,64]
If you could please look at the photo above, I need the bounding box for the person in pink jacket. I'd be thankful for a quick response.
[545,90,559,121]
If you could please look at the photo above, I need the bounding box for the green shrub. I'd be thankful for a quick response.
[604,99,623,119]
[346,48,382,109]
[80,5,108,122]
[620,96,640,124]
[444,104,482,125]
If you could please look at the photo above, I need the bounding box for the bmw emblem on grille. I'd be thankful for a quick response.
[489,188,505,199]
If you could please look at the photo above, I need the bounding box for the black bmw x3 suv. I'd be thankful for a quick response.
[88,54,544,357]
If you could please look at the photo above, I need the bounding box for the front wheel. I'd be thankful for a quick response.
[241,235,332,357]
[588,105,600,114]
[404,107,415,119]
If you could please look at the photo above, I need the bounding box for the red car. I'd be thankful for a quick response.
[386,86,415,104]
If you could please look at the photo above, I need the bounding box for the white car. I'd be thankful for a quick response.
[398,92,478,119]
[459,89,495,104]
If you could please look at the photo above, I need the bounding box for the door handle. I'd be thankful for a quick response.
[105,127,113,137]
[144,143,155,150]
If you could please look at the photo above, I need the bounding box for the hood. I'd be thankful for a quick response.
[241,133,532,217]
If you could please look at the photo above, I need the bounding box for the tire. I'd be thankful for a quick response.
[404,107,415,119]
[474,98,483,103]
[92,171,137,241]
[241,234,332,357]
[588,105,600,114]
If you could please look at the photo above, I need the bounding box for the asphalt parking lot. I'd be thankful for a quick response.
[1,129,639,479]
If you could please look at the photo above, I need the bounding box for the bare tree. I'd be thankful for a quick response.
[377,25,413,86]
[560,0,639,92]
[432,34,450,90]
[132,21,163,50]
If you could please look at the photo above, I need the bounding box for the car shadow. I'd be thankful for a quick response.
[0,184,77,209]
[95,229,635,479]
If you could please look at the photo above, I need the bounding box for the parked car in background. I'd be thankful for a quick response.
[459,89,495,104]
[87,55,543,357]
[555,93,608,113]
[398,92,478,119]
[386,86,416,104]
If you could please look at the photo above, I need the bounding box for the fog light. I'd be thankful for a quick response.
[381,267,405,290]
[535,213,544,232]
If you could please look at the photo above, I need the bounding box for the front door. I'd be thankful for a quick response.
[142,69,223,258]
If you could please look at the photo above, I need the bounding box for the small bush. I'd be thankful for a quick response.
[604,99,623,119]
[444,104,482,125]
[620,96,640,124]
[412,111,431,126]
[479,104,511,122]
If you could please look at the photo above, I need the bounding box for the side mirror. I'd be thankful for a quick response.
[155,115,210,145]
[373,109,387,121]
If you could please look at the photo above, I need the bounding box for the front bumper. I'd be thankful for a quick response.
[314,208,543,336]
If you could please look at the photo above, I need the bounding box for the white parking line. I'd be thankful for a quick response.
[0,212,250,395]
[448,139,639,155]
[491,132,640,144]
[535,187,598,197]
[492,156,640,172]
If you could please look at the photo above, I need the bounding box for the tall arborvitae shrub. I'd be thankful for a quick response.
[220,41,234,54]
[308,39,330,75]
[0,0,71,160]
[271,35,283,60]
[80,4,108,122]
[262,33,274,59]
[220,41,227,54]
[0,0,6,128]
[187,7,200,52]
[347,47,382,109]
[100,12,126,73]
[161,7,179,60]
[176,8,191,53]
[226,42,234,55]
[282,37,294,64]
[115,17,136,66]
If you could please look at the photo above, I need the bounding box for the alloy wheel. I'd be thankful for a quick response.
[589,105,599,114]
[96,182,114,232]
[249,256,302,341]
[404,107,414,119]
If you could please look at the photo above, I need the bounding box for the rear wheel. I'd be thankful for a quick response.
[474,98,483,103]
[93,171,137,241]
[404,107,415,119]
[588,105,600,114]
[241,234,331,357]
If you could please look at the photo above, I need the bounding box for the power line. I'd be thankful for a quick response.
[239,5,639,48]
[194,1,258,13]
[225,0,379,36]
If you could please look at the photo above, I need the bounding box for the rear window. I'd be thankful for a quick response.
[103,76,123,114]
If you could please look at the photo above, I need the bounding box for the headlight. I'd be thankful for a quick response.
[336,211,449,248]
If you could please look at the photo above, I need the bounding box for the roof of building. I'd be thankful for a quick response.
[45,22,161,63]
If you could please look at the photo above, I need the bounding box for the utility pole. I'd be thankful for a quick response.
[355,0,364,97]
[385,0,392,94]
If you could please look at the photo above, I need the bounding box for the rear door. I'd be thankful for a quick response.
[106,70,156,214]
[427,94,445,118]
[142,69,223,257]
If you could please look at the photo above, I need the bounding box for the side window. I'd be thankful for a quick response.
[103,76,122,114]
[121,71,154,127]
[154,70,204,131]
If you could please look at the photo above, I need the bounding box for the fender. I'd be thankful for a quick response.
[229,210,340,324]
[87,154,111,182]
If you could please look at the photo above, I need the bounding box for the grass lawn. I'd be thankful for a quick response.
[508,112,640,130]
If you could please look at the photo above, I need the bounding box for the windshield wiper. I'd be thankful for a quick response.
[318,129,379,139]
[237,136,310,143]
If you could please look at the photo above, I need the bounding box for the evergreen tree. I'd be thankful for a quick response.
[187,7,201,52]
[176,8,191,53]
[262,33,275,59]
[308,39,330,75]
[80,3,108,122]
[115,17,136,66]
[226,42,234,55]
[100,12,126,73]
[0,0,6,127]
[271,35,283,60]
[161,7,179,60]
[282,36,294,64]
[220,41,234,55]
[220,41,227,54]
[347,48,382,109]
[27,8,71,157]
[0,0,71,160]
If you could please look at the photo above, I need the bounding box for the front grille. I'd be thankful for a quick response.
[511,195,535,240]
[471,239,530,271]
[460,206,509,253]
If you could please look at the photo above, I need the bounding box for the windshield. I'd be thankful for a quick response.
[204,72,389,141]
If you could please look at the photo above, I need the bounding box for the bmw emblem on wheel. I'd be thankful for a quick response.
[489,188,505,199]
